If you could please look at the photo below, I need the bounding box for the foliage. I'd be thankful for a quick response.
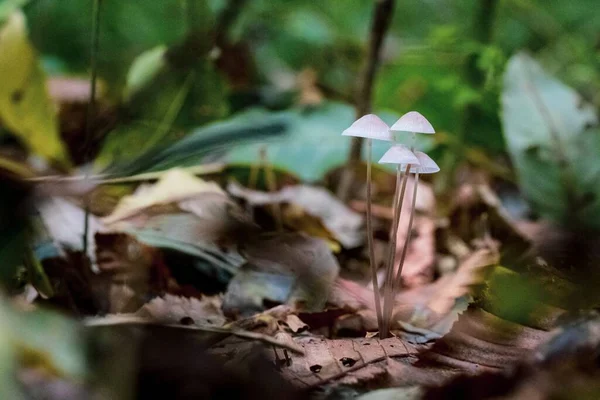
[0,12,70,168]
[501,53,600,229]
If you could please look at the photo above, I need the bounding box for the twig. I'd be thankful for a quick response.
[82,0,102,254]
[27,163,226,185]
[83,315,305,355]
[337,0,396,200]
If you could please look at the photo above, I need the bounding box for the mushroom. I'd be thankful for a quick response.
[342,114,393,332]
[391,151,439,299]
[379,111,436,337]
[377,145,420,337]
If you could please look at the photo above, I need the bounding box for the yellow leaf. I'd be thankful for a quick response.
[0,12,71,168]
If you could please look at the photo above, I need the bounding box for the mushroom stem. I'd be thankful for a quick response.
[366,139,384,332]
[391,172,419,301]
[381,163,411,338]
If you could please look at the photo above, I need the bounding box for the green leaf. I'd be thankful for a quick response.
[123,45,167,100]
[97,60,228,168]
[102,110,292,177]
[501,53,600,229]
[25,0,213,89]
[0,12,71,167]
[228,102,434,181]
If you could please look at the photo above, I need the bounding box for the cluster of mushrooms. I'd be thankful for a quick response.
[342,112,439,338]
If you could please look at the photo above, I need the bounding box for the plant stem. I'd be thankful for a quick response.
[261,147,283,232]
[366,139,383,331]
[381,163,411,337]
[349,0,396,162]
[392,172,419,295]
[337,0,396,201]
[82,0,102,254]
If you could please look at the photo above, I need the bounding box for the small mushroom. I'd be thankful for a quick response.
[389,111,436,135]
[378,111,437,338]
[392,151,440,295]
[342,114,392,332]
[377,145,421,337]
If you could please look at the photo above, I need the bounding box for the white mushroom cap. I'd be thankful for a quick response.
[342,114,393,141]
[390,111,435,134]
[412,151,440,174]
[378,145,420,165]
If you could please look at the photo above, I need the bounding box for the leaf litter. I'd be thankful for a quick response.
[18,57,600,397]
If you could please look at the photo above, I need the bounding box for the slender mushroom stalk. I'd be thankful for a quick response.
[377,145,420,337]
[391,152,440,304]
[379,111,436,336]
[342,114,393,333]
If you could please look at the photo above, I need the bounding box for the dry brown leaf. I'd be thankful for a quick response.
[399,216,437,288]
[276,336,421,387]
[328,278,376,312]
[350,176,435,218]
[421,316,600,399]
[418,307,553,372]
[238,233,340,312]
[228,182,364,248]
[136,294,226,327]
[103,169,226,226]
[385,358,459,388]
[426,248,498,316]
[285,315,309,333]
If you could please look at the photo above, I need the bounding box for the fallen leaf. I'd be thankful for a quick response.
[136,294,225,327]
[224,233,340,315]
[223,269,295,317]
[422,316,600,399]
[103,168,226,226]
[425,248,498,317]
[418,307,553,372]
[285,314,309,333]
[276,336,421,388]
[228,182,364,248]
[35,196,105,269]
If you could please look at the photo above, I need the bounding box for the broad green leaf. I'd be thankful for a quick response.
[501,53,600,229]
[97,56,228,168]
[0,12,71,167]
[228,102,434,181]
[102,110,291,177]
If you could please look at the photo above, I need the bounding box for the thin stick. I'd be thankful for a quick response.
[391,172,419,296]
[381,163,411,337]
[366,139,383,331]
[337,0,396,201]
[261,147,283,231]
[82,0,102,254]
